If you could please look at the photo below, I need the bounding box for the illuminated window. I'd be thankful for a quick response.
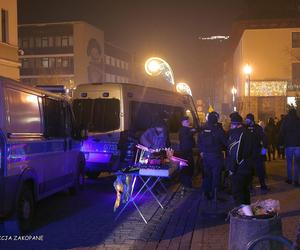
[62,57,69,67]
[42,57,49,68]
[41,37,49,48]
[292,32,300,48]
[1,9,8,43]
[292,63,300,84]
[61,36,69,47]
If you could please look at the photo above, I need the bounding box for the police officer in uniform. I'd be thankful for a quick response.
[198,112,227,199]
[245,113,269,191]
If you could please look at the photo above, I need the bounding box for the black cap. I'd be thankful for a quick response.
[208,112,218,124]
[246,113,255,121]
[230,112,243,124]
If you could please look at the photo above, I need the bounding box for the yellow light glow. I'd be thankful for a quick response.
[144,57,175,84]
[176,82,192,96]
[243,64,252,75]
[231,86,237,95]
[25,95,37,103]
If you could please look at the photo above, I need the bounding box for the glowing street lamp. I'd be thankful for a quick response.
[176,82,192,96]
[145,57,175,85]
[231,86,237,111]
[243,64,252,112]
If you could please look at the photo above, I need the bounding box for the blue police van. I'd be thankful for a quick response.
[0,77,85,232]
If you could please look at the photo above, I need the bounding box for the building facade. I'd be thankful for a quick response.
[18,21,133,89]
[231,19,300,121]
[0,0,19,80]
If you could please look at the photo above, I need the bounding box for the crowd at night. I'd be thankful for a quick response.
[1,0,300,250]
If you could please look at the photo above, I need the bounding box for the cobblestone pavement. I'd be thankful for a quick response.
[0,159,300,250]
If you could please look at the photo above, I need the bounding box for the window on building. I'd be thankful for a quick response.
[22,58,29,68]
[49,57,55,68]
[125,62,129,70]
[56,57,62,67]
[69,36,73,46]
[62,57,69,67]
[1,9,8,43]
[111,57,116,66]
[116,59,120,68]
[55,36,61,47]
[21,38,29,48]
[35,58,42,68]
[292,32,300,48]
[35,37,41,48]
[292,63,300,84]
[41,37,49,48]
[29,37,34,48]
[42,57,49,68]
[105,55,110,65]
[61,36,69,47]
[48,36,54,47]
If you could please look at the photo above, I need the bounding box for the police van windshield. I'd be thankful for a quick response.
[73,98,120,132]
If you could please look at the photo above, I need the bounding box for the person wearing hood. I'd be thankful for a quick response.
[245,113,269,191]
[227,112,256,205]
[198,112,227,200]
[140,120,170,149]
[279,108,300,187]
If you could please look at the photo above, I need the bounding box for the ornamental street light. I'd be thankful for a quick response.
[243,64,252,113]
[176,82,192,96]
[231,86,237,111]
[145,57,175,85]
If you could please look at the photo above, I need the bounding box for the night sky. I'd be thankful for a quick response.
[18,0,246,100]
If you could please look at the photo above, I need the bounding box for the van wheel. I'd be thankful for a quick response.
[17,185,35,233]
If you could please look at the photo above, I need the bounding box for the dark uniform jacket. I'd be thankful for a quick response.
[227,126,256,175]
[246,123,268,159]
[179,126,195,152]
[198,123,227,154]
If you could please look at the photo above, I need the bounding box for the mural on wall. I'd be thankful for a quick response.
[87,38,104,83]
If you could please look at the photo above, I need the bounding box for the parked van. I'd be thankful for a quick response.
[0,77,85,232]
[73,82,197,178]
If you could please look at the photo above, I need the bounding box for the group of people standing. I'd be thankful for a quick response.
[179,108,300,207]
[139,107,300,207]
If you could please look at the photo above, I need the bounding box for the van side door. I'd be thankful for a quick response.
[41,97,67,195]
[63,101,81,183]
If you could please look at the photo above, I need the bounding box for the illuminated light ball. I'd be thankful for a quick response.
[176,82,192,96]
[145,58,162,76]
[243,64,252,75]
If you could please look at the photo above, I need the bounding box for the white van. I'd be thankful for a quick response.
[0,77,85,232]
[73,82,196,178]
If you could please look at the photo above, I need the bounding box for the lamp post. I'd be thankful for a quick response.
[145,57,175,86]
[243,64,252,113]
[231,86,237,111]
